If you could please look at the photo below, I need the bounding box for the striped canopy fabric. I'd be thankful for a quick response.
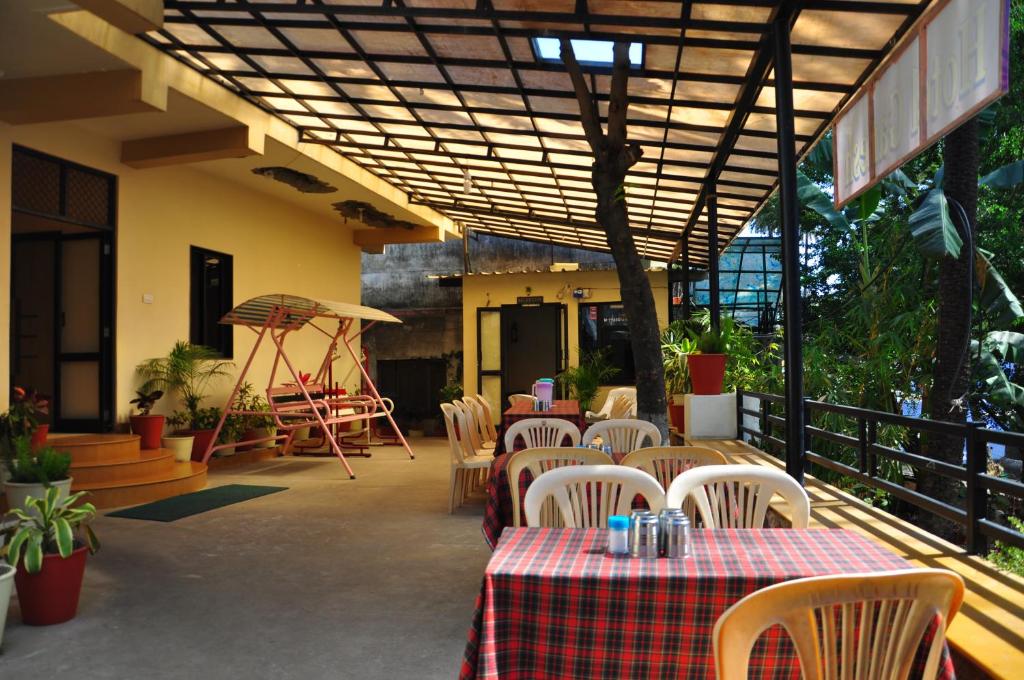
[221,294,402,329]
[150,1,934,263]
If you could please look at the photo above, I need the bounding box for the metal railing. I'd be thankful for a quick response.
[736,389,1024,555]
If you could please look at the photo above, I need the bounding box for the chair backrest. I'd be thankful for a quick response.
[524,464,665,528]
[605,387,637,417]
[462,395,492,444]
[508,393,537,408]
[504,417,581,452]
[666,464,811,529]
[608,394,633,419]
[440,403,472,464]
[507,447,610,527]
[620,446,728,489]
[453,399,485,451]
[713,569,965,680]
[582,418,662,452]
[474,394,499,441]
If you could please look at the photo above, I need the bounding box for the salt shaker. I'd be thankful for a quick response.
[664,514,691,559]
[630,511,659,558]
[607,515,629,556]
[657,508,686,555]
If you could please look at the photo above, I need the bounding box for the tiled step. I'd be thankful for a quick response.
[47,433,142,464]
[72,462,208,509]
[70,449,176,485]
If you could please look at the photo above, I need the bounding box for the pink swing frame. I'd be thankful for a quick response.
[203,295,414,479]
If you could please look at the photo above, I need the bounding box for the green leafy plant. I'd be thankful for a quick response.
[1,386,50,470]
[137,341,233,430]
[233,382,274,431]
[987,516,1024,576]
[128,389,164,416]
[439,382,464,403]
[5,436,71,485]
[688,316,737,354]
[3,487,99,574]
[661,320,698,395]
[556,348,620,412]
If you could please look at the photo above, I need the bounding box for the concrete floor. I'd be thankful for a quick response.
[1,437,491,679]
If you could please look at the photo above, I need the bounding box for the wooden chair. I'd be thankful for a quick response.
[508,393,537,408]
[453,399,490,456]
[713,569,965,680]
[462,395,496,450]
[524,464,665,528]
[441,403,491,513]
[473,393,500,444]
[504,417,581,453]
[582,418,661,453]
[506,447,610,528]
[666,464,811,529]
[585,386,637,422]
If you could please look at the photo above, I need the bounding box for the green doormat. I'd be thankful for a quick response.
[108,484,287,522]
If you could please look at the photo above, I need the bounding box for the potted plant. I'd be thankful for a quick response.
[3,436,73,513]
[0,387,50,461]
[137,341,233,462]
[687,317,735,395]
[661,321,698,430]
[233,382,276,450]
[128,389,164,450]
[555,348,619,413]
[161,431,195,463]
[4,487,99,626]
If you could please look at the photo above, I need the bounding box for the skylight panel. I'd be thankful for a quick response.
[532,38,644,68]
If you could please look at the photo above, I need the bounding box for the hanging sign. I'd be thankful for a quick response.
[833,0,1010,208]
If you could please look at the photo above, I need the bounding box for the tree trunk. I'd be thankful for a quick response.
[920,117,978,541]
[592,170,669,437]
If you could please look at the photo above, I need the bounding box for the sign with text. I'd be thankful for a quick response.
[833,0,1009,207]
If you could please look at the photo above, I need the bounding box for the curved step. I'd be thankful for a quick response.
[72,462,207,509]
[48,433,142,464]
[70,449,176,485]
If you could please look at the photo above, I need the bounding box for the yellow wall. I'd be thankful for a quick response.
[462,268,668,407]
[0,120,363,425]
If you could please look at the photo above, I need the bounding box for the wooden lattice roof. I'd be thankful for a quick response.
[148,1,933,264]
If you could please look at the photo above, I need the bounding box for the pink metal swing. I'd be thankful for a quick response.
[202,294,414,478]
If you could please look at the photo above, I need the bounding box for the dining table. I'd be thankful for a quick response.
[459,527,955,680]
[490,399,587,456]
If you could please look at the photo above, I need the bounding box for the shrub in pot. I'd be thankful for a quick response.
[661,321,698,430]
[4,487,99,626]
[233,382,277,450]
[3,436,73,514]
[128,389,165,450]
[161,433,195,463]
[0,387,50,472]
[686,317,735,396]
[555,348,619,413]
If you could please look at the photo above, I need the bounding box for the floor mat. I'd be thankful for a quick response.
[107,484,287,522]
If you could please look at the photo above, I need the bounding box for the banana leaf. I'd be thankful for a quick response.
[908,188,962,258]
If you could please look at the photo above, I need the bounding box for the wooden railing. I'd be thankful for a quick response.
[736,389,1024,555]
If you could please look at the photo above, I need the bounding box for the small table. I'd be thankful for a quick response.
[492,399,587,456]
[460,527,955,680]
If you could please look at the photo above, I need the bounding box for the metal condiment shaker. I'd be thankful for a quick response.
[630,512,660,558]
[657,508,687,555]
[663,514,691,559]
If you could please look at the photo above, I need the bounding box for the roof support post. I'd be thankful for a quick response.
[772,11,806,485]
[681,236,691,321]
[707,191,720,331]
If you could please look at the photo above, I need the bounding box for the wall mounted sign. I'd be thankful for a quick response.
[833,0,1010,208]
[517,295,544,306]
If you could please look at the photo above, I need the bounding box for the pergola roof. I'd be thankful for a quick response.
[149,1,931,264]
[223,294,401,329]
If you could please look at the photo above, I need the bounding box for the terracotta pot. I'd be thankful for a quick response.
[182,429,216,462]
[15,545,89,626]
[668,403,686,432]
[687,353,727,395]
[129,414,165,450]
[30,424,49,450]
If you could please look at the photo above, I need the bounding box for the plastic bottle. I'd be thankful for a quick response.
[607,515,629,556]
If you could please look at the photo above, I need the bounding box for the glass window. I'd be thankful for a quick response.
[579,302,634,385]
[190,246,233,358]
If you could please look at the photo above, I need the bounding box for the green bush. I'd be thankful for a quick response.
[6,436,71,485]
[987,516,1024,576]
[557,348,619,412]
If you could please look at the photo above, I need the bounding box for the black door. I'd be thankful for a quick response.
[500,303,565,403]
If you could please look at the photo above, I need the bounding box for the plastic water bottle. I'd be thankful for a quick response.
[607,515,629,556]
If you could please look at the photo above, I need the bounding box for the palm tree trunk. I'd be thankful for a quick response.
[920,117,978,541]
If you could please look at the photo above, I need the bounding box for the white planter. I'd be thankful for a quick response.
[0,563,13,649]
[255,427,276,449]
[4,477,73,516]
[162,435,195,463]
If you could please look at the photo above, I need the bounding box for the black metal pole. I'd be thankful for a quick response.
[773,15,805,484]
[707,191,720,330]
[681,235,691,320]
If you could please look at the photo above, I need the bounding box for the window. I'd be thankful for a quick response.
[531,38,643,68]
[190,246,233,358]
[579,302,634,384]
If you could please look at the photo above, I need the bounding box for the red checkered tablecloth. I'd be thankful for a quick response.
[482,450,623,549]
[492,400,587,456]
[460,527,955,680]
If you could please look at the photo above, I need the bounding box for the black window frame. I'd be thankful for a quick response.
[189,246,233,358]
[578,301,635,385]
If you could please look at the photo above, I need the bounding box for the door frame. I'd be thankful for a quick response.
[476,306,501,397]
[497,302,567,403]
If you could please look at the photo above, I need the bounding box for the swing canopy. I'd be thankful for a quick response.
[221,294,401,331]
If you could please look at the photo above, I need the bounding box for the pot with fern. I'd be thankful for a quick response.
[137,341,233,461]
[661,321,698,429]
[3,436,73,515]
[686,318,735,395]
[4,487,99,626]
[555,348,619,413]
[128,389,164,450]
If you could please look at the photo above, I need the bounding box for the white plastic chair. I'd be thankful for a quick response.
[504,417,581,452]
[666,464,810,529]
[462,395,495,449]
[506,447,611,528]
[508,393,537,408]
[620,446,728,489]
[473,393,500,443]
[453,399,490,456]
[713,569,965,680]
[441,403,491,513]
[524,464,665,528]
[582,418,661,453]
[585,387,637,422]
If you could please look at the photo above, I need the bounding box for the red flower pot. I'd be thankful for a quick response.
[183,429,216,462]
[14,545,88,626]
[30,424,49,449]
[668,403,686,431]
[129,415,165,450]
[687,353,727,395]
